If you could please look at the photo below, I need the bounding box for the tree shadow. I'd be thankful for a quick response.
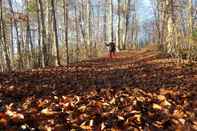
[0,51,196,104]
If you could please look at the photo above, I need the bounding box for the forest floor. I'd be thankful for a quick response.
[0,45,197,130]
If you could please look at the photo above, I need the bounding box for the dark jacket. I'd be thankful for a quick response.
[105,42,116,52]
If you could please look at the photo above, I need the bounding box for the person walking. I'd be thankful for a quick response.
[105,41,116,58]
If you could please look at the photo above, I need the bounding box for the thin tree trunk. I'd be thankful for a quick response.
[123,0,131,49]
[47,0,53,65]
[63,0,69,65]
[26,20,34,66]
[79,4,86,45]
[36,0,42,67]
[188,0,193,59]
[8,0,23,69]
[51,0,61,66]
[26,0,35,68]
[10,23,14,61]
[103,0,107,42]
[75,4,80,62]
[86,0,91,57]
[38,0,48,67]
[109,0,113,42]
[117,0,121,49]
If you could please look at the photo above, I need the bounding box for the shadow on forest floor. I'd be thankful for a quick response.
[0,48,196,101]
[0,47,197,130]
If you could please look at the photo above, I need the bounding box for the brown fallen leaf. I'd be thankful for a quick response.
[173,109,186,119]
[153,103,162,110]
[41,108,57,116]
[0,118,7,127]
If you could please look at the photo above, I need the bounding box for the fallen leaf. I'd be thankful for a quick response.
[153,103,162,110]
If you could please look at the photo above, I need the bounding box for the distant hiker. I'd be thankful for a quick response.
[105,41,116,58]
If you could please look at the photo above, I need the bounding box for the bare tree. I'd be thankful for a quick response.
[117,0,121,49]
[63,0,69,65]
[108,0,113,42]
[38,0,48,67]
[86,0,92,57]
[188,0,193,59]
[0,0,11,71]
[51,0,61,65]
[8,0,23,69]
[26,0,35,68]
[36,0,42,67]
[123,0,131,49]
[103,0,107,42]
[75,2,80,62]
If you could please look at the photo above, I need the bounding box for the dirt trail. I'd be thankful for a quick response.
[0,47,197,130]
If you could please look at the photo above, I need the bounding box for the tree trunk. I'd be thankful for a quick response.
[123,0,131,49]
[47,0,53,65]
[164,0,178,56]
[36,0,42,67]
[8,0,23,70]
[79,1,86,46]
[109,0,113,42]
[63,0,69,65]
[75,4,80,62]
[10,23,14,61]
[103,0,107,42]
[38,0,48,67]
[26,0,35,68]
[117,0,121,50]
[188,0,193,59]
[86,0,91,58]
[51,0,61,66]
[0,0,11,71]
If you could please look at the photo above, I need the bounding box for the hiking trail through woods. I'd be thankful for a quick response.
[0,46,197,130]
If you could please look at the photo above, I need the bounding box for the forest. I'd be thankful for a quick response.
[0,0,197,130]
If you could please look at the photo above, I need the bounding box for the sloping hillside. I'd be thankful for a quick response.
[0,47,197,130]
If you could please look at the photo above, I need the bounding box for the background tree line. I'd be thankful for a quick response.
[0,0,139,71]
[0,0,197,72]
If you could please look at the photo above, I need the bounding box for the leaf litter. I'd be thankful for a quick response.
[0,49,196,130]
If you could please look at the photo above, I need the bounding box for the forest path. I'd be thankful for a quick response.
[0,46,197,130]
[0,46,196,98]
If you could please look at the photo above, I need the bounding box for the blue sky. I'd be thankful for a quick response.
[138,0,153,22]
[12,0,23,11]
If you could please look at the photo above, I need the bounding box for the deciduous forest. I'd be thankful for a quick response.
[0,0,197,130]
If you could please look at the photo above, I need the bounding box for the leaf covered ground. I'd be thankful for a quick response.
[0,47,197,131]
